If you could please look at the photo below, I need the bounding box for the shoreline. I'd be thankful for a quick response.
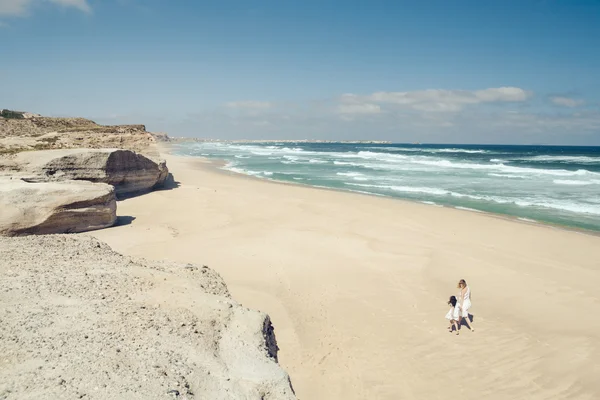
[91,149,600,399]
[169,147,600,238]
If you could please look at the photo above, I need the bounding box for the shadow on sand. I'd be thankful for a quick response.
[110,174,180,227]
[449,314,475,333]
[156,173,180,192]
[114,216,136,226]
[459,314,475,330]
[116,173,181,200]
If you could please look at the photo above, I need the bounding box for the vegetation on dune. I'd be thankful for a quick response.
[1,110,26,119]
[0,147,26,155]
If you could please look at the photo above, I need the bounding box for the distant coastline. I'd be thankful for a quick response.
[166,137,600,147]
[169,137,392,144]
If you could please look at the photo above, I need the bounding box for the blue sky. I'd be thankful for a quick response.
[1,0,599,144]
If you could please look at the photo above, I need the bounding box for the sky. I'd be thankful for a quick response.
[1,0,599,144]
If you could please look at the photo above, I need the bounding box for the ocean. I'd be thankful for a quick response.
[175,142,600,232]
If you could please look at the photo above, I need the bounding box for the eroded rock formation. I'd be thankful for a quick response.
[0,178,116,236]
[12,149,169,197]
[0,111,171,235]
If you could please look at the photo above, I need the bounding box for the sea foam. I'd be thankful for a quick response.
[182,141,600,231]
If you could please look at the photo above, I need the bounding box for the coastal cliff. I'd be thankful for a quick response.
[0,110,161,157]
[0,235,296,399]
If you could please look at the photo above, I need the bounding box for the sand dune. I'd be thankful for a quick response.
[90,153,600,399]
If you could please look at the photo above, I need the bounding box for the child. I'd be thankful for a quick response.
[445,296,460,335]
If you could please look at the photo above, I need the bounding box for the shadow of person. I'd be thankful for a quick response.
[459,314,475,328]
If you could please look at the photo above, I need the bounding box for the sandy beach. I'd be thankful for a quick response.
[90,152,600,400]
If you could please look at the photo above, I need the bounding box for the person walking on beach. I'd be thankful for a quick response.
[457,279,474,332]
[445,296,460,335]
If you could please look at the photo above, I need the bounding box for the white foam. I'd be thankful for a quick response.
[346,183,450,196]
[337,172,363,177]
[420,201,442,207]
[227,167,249,175]
[514,199,600,215]
[335,151,599,178]
[345,182,600,215]
[522,155,600,163]
[434,149,489,154]
[184,142,600,220]
[367,147,490,154]
[225,166,272,178]
[518,217,538,223]
[455,206,484,213]
[489,173,528,179]
[553,179,595,186]
[414,159,598,177]
[334,161,362,166]
[356,151,410,161]
[345,189,387,197]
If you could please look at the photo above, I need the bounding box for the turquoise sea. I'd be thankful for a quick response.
[176,142,600,232]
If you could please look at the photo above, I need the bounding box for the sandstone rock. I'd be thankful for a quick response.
[0,235,296,399]
[0,178,116,236]
[13,148,169,198]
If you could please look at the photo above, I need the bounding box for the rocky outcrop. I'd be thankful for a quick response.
[0,111,172,235]
[0,235,296,399]
[0,113,160,157]
[150,131,171,142]
[10,148,169,198]
[0,178,116,236]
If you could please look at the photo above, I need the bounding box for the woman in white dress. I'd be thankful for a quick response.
[457,279,474,332]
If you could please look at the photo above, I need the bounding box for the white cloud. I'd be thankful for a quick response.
[0,0,31,15]
[347,86,531,113]
[226,101,272,110]
[49,0,91,13]
[473,87,530,102]
[203,89,597,143]
[0,0,91,16]
[337,103,382,115]
[550,96,585,108]
[15,88,599,144]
